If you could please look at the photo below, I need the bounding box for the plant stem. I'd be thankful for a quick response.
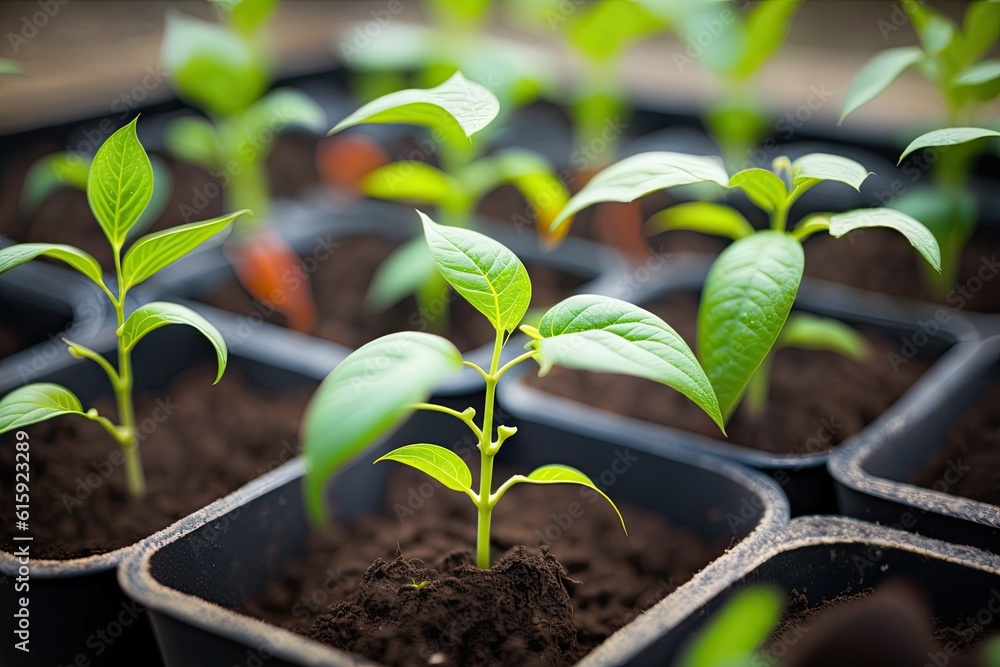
[113,252,144,497]
[745,351,774,418]
[475,327,504,569]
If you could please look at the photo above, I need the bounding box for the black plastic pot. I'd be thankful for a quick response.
[0,261,105,383]
[0,306,338,667]
[498,255,979,517]
[117,405,789,667]
[595,514,1000,666]
[829,334,1000,555]
[143,196,628,398]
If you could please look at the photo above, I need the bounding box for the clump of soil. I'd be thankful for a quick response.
[911,382,1000,506]
[309,548,584,667]
[243,472,726,667]
[526,293,931,454]
[205,234,586,352]
[0,366,311,559]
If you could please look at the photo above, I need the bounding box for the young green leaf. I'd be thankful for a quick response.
[375,444,473,492]
[955,60,1000,87]
[365,236,438,310]
[504,464,626,533]
[362,162,461,205]
[962,1,1000,63]
[792,153,870,191]
[839,46,925,123]
[565,0,665,63]
[328,71,500,146]
[550,152,729,232]
[731,0,801,79]
[491,149,572,248]
[899,127,1000,162]
[86,117,154,249]
[162,10,269,117]
[215,0,277,36]
[729,168,788,212]
[0,383,86,433]
[302,332,463,524]
[420,211,531,334]
[677,586,784,667]
[528,294,724,432]
[118,302,228,383]
[646,202,754,240]
[21,154,90,212]
[827,209,942,272]
[778,312,869,360]
[698,231,804,421]
[425,0,491,25]
[164,116,218,170]
[0,243,104,286]
[0,58,22,75]
[121,211,248,289]
[240,88,327,146]
[903,0,956,56]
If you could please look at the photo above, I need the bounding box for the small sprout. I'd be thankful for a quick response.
[303,212,724,568]
[408,580,429,590]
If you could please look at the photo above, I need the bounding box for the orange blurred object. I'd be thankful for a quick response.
[316,134,390,193]
[227,229,317,333]
[573,167,651,264]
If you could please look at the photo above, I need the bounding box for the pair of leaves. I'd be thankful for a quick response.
[303,211,725,523]
[0,302,227,435]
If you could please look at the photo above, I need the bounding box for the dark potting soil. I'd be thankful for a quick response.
[803,228,1000,313]
[762,580,989,667]
[0,324,26,359]
[911,382,1000,507]
[525,293,931,454]
[0,366,310,559]
[243,471,727,667]
[204,234,587,352]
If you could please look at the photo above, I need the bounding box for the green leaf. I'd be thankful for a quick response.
[491,148,571,246]
[962,1,1000,63]
[425,0,491,25]
[792,153,871,191]
[0,58,22,75]
[328,71,500,146]
[302,332,463,524]
[362,161,461,206]
[0,384,86,434]
[507,464,626,532]
[899,127,1000,162]
[530,294,724,432]
[119,303,228,382]
[647,202,754,241]
[903,1,956,55]
[239,87,327,149]
[839,46,925,123]
[955,59,1000,86]
[729,168,788,212]
[164,116,218,170]
[365,236,437,310]
[420,211,531,334]
[21,153,90,212]
[827,208,942,272]
[215,0,277,36]
[162,10,269,117]
[677,586,784,667]
[698,231,804,421]
[86,117,154,249]
[375,444,472,492]
[676,3,746,76]
[984,635,1000,667]
[551,152,729,232]
[0,243,104,286]
[731,0,801,79]
[777,313,868,360]
[566,0,665,63]
[121,210,247,289]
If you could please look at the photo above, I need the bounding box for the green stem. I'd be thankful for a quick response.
[113,252,144,497]
[771,201,789,232]
[745,350,774,418]
[475,327,504,569]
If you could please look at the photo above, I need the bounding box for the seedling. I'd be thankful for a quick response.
[0,118,247,497]
[840,0,1000,293]
[327,71,573,330]
[161,0,326,331]
[408,580,429,590]
[548,151,941,422]
[675,586,784,667]
[302,212,725,568]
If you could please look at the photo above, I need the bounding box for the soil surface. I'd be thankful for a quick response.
[0,365,311,559]
[526,293,931,454]
[803,228,1000,313]
[763,580,988,667]
[911,382,1000,507]
[205,234,587,352]
[243,470,727,667]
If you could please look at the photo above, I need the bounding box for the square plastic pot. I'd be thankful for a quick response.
[0,306,338,667]
[599,515,1000,667]
[830,334,1000,554]
[497,256,979,517]
[117,412,790,667]
[0,262,105,385]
